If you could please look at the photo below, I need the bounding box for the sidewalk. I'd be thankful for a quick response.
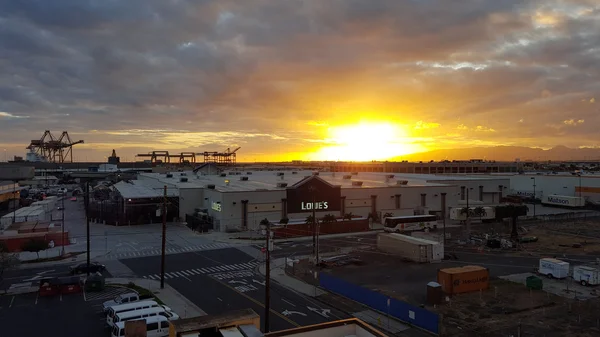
[206,228,383,245]
[258,257,325,297]
[106,278,205,319]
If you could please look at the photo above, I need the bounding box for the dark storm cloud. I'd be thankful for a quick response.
[0,0,599,159]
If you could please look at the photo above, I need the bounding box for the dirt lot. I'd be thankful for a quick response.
[435,279,600,337]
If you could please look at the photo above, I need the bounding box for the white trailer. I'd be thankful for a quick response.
[538,258,570,279]
[377,233,443,263]
[449,206,496,221]
[542,195,585,208]
[573,266,600,286]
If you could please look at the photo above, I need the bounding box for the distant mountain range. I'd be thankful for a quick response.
[393,146,600,162]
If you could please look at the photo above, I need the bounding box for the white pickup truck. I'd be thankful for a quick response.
[102,292,153,313]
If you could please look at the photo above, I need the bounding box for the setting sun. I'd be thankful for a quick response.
[310,122,425,161]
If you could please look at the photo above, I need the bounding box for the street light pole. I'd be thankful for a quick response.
[264,220,271,332]
[578,174,582,199]
[160,185,167,289]
[86,181,90,276]
[530,177,536,218]
[61,193,65,256]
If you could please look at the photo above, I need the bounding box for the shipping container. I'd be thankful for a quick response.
[573,266,600,286]
[31,199,55,213]
[541,195,585,208]
[437,265,489,295]
[377,233,443,263]
[538,258,570,279]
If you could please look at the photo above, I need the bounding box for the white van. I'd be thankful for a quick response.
[113,306,180,327]
[106,300,160,326]
[111,316,170,337]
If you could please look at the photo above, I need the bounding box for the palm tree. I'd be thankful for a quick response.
[383,212,393,219]
[368,212,380,223]
[495,204,529,238]
[459,206,474,219]
[321,214,337,224]
[305,215,316,224]
[343,213,354,221]
[279,217,289,224]
[473,206,487,222]
[259,218,270,227]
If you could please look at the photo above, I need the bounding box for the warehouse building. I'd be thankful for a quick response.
[113,170,510,232]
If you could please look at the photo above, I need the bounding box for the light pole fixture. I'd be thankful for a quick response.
[530,177,536,218]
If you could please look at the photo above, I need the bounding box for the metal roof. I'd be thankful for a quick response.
[113,180,179,199]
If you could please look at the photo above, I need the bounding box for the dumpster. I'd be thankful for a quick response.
[526,275,543,290]
[84,274,106,292]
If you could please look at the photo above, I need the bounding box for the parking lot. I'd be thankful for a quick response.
[0,285,131,337]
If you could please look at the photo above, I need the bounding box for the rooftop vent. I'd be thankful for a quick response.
[166,173,173,178]
[246,172,253,175]
[352,181,363,187]
[277,182,288,188]
[207,184,216,189]
[386,174,394,179]
[312,171,320,176]
[397,180,408,186]
[240,176,249,181]
[180,177,188,182]
[220,173,226,177]
[235,172,241,175]
[292,171,298,174]
[343,175,352,180]
[180,173,187,176]
[351,172,358,175]
[276,172,284,176]
[228,172,235,175]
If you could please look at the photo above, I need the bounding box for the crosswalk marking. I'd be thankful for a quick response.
[140,261,260,280]
[106,243,232,260]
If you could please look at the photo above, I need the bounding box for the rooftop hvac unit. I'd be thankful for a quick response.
[240,176,249,181]
[352,181,363,187]
[246,172,253,175]
[313,171,320,176]
[166,173,173,178]
[235,172,241,175]
[220,173,226,177]
[180,173,187,176]
[276,172,284,176]
[180,177,188,182]
[228,172,235,175]
[386,174,394,179]
[397,180,408,185]
[351,172,358,175]
[277,183,288,188]
[343,175,352,179]
[292,171,298,174]
[207,184,216,189]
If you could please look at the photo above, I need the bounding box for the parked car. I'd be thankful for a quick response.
[102,292,153,313]
[70,262,106,275]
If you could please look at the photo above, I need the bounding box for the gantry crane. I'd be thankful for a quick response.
[26,131,84,163]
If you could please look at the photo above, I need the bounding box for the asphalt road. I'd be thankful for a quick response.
[1,263,111,291]
[120,248,350,332]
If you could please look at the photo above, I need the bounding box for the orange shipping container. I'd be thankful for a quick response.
[437,265,489,295]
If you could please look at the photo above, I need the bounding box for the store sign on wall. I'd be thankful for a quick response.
[211,202,222,212]
[286,176,341,213]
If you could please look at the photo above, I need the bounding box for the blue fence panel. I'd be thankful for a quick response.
[319,273,439,334]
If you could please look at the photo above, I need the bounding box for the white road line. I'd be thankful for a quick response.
[9,296,14,308]
[199,268,210,273]
[282,298,296,307]
[180,271,192,276]
[165,273,176,278]
[35,292,39,305]
[217,297,222,301]
[174,272,186,277]
[220,265,233,271]
[142,276,148,279]
[182,275,192,282]
[192,269,202,274]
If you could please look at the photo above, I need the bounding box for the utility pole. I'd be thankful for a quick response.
[86,181,90,276]
[530,177,536,218]
[264,220,271,332]
[61,193,65,256]
[310,186,316,259]
[441,193,447,245]
[160,185,167,289]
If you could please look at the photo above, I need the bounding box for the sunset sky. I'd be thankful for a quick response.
[0,0,599,162]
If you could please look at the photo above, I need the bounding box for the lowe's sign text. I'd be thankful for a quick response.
[301,201,329,210]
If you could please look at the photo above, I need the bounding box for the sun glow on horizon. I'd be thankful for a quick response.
[310,122,425,161]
